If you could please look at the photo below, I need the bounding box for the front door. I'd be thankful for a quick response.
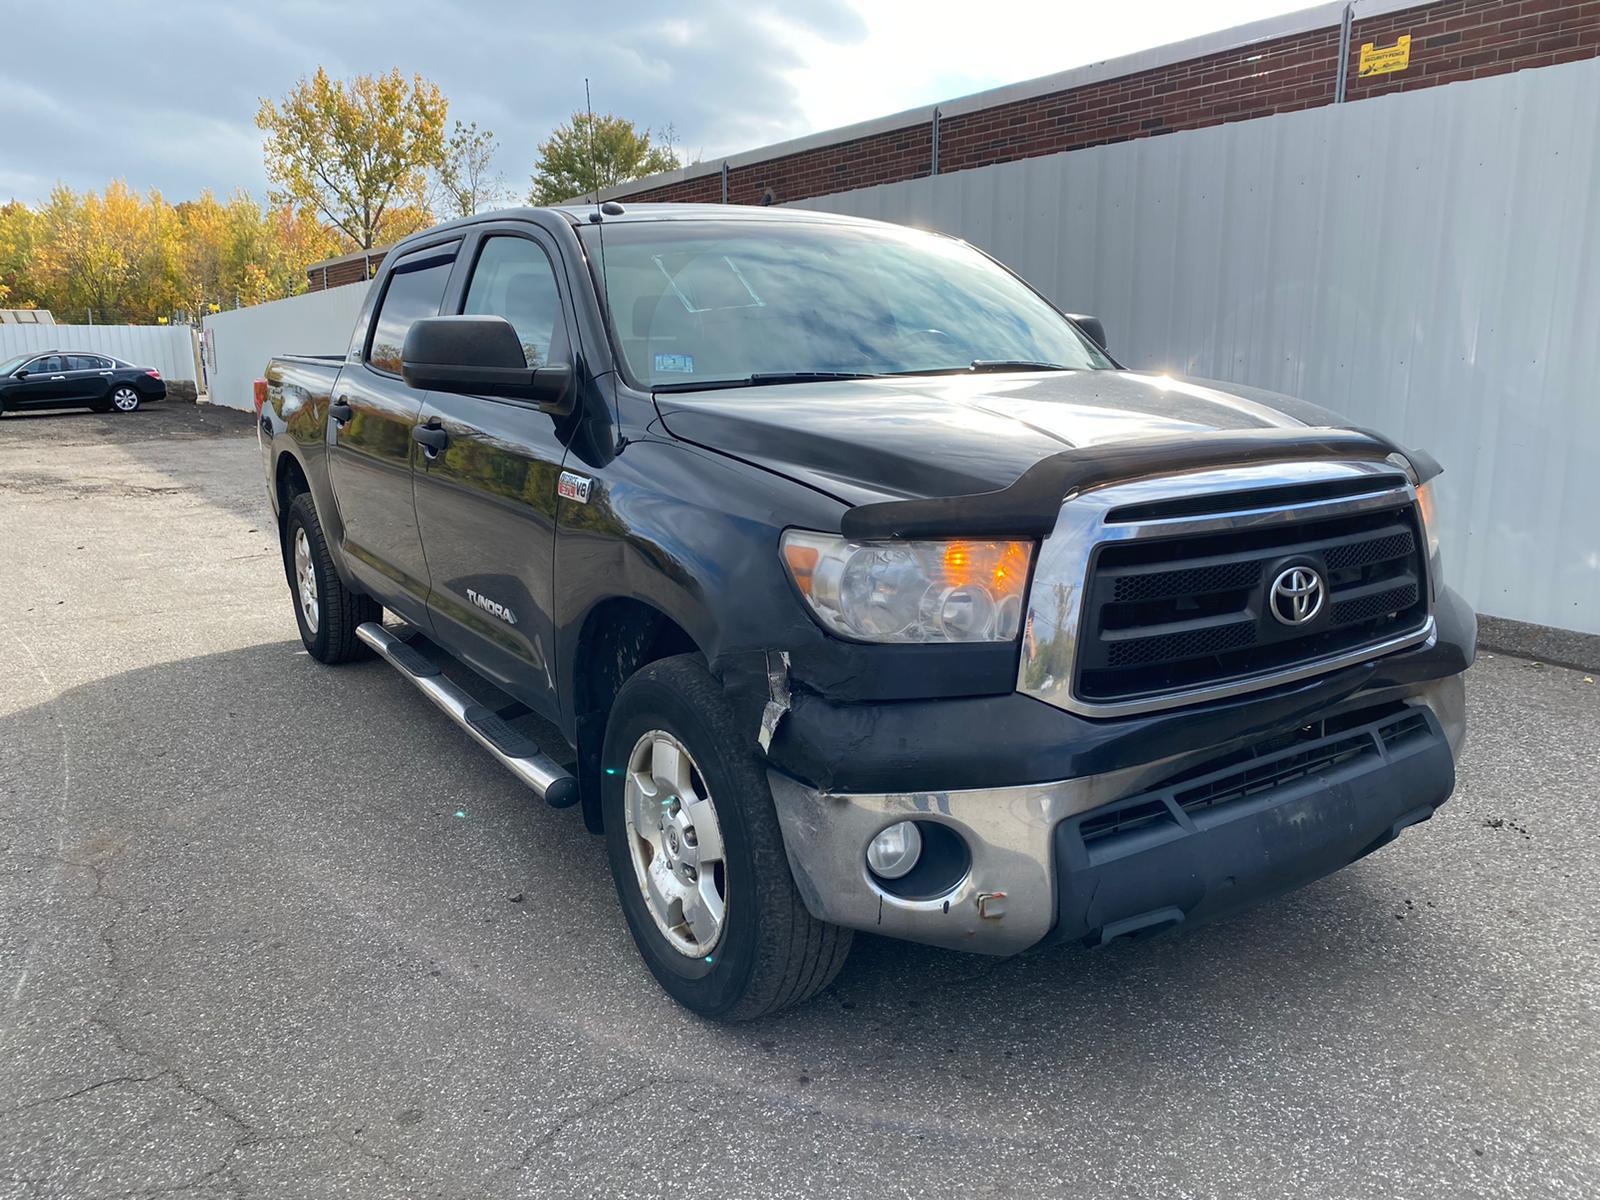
[16,355,68,407]
[412,228,577,719]
[327,240,460,621]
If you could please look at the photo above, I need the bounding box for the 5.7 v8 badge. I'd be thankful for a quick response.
[558,471,591,503]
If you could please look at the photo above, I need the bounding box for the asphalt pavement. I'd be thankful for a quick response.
[1,401,1596,1199]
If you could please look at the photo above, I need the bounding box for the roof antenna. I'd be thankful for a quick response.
[585,79,602,218]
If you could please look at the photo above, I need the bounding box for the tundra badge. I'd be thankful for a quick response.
[558,471,592,503]
[466,588,518,626]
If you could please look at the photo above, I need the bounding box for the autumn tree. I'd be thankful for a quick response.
[28,182,183,323]
[528,113,680,205]
[0,202,41,306]
[436,120,508,218]
[174,190,342,314]
[257,67,448,249]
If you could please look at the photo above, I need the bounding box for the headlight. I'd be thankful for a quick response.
[1415,480,1441,561]
[780,530,1033,643]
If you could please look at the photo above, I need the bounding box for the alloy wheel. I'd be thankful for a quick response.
[623,729,728,957]
[293,526,319,633]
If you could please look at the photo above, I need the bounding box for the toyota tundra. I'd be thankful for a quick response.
[258,204,1473,1020]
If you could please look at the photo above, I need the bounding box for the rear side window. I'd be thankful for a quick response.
[68,355,106,371]
[366,244,458,376]
[461,236,564,367]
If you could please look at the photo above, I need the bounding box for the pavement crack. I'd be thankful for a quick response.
[0,1070,168,1118]
[495,1077,667,1182]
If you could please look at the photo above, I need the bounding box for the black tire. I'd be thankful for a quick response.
[602,654,852,1021]
[283,492,379,664]
[108,385,141,413]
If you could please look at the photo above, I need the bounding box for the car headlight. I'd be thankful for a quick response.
[1415,480,1441,562]
[780,530,1033,643]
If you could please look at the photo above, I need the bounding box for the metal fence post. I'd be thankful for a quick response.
[1334,3,1354,102]
[932,107,942,176]
[721,161,730,204]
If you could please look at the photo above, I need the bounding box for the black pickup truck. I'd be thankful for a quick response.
[260,204,1473,1020]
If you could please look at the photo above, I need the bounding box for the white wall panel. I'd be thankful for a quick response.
[0,324,197,383]
[796,58,1600,634]
[202,284,370,413]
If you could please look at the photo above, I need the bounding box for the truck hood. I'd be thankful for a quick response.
[652,369,1348,508]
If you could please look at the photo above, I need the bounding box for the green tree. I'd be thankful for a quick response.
[527,112,680,205]
[257,67,449,249]
[436,120,507,218]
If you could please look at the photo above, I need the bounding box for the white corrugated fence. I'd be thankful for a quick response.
[794,57,1600,635]
[202,284,369,414]
[0,323,199,384]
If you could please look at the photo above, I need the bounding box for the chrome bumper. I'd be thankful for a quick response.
[769,674,1466,956]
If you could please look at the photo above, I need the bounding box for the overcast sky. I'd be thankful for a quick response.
[1,0,1316,207]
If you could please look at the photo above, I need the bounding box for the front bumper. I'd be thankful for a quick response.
[769,672,1465,956]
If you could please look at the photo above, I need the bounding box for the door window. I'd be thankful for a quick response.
[26,356,63,374]
[67,355,106,371]
[366,244,458,376]
[461,236,564,367]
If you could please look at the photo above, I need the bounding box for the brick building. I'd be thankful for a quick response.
[306,0,1600,290]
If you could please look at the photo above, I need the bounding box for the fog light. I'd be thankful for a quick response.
[866,821,922,880]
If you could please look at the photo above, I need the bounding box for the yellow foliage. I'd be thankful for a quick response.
[257,67,448,250]
[3,184,345,322]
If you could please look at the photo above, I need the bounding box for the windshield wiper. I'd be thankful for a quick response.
[653,371,883,393]
[968,359,1076,373]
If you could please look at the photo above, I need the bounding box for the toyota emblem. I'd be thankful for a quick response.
[1269,565,1326,626]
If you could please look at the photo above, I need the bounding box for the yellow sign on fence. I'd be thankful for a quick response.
[1359,34,1412,77]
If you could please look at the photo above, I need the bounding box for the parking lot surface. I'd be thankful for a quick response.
[1,402,1597,1199]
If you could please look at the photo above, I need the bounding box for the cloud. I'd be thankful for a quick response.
[0,0,868,204]
[0,0,1312,207]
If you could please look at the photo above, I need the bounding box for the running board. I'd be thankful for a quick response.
[356,622,579,809]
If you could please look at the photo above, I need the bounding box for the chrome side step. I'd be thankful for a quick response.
[356,622,578,808]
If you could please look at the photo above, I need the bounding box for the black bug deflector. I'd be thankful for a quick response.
[841,427,1435,540]
[1049,704,1455,946]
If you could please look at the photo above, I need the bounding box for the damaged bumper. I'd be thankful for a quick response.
[769,673,1465,956]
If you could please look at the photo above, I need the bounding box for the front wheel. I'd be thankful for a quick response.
[108,385,141,413]
[602,655,852,1021]
[283,493,379,663]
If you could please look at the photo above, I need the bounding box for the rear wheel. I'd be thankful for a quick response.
[602,655,852,1021]
[283,492,379,663]
[109,385,141,413]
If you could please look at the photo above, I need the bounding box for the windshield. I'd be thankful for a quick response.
[0,353,34,375]
[579,218,1112,390]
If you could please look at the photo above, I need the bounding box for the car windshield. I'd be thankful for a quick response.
[0,353,34,375]
[580,218,1112,390]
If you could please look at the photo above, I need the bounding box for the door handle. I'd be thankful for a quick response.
[412,422,449,457]
[328,398,354,425]
[50,375,66,381]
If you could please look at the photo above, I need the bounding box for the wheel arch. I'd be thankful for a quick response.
[568,595,703,834]
[274,448,313,519]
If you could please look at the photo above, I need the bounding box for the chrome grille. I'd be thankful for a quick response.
[1018,461,1437,718]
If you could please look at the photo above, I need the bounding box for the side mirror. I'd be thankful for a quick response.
[402,315,572,413]
[13,370,28,380]
[1065,313,1107,352]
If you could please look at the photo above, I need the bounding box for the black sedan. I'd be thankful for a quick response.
[0,350,167,415]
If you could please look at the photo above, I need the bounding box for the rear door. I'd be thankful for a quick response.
[64,356,110,404]
[411,226,577,718]
[326,239,460,622]
[15,356,68,407]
